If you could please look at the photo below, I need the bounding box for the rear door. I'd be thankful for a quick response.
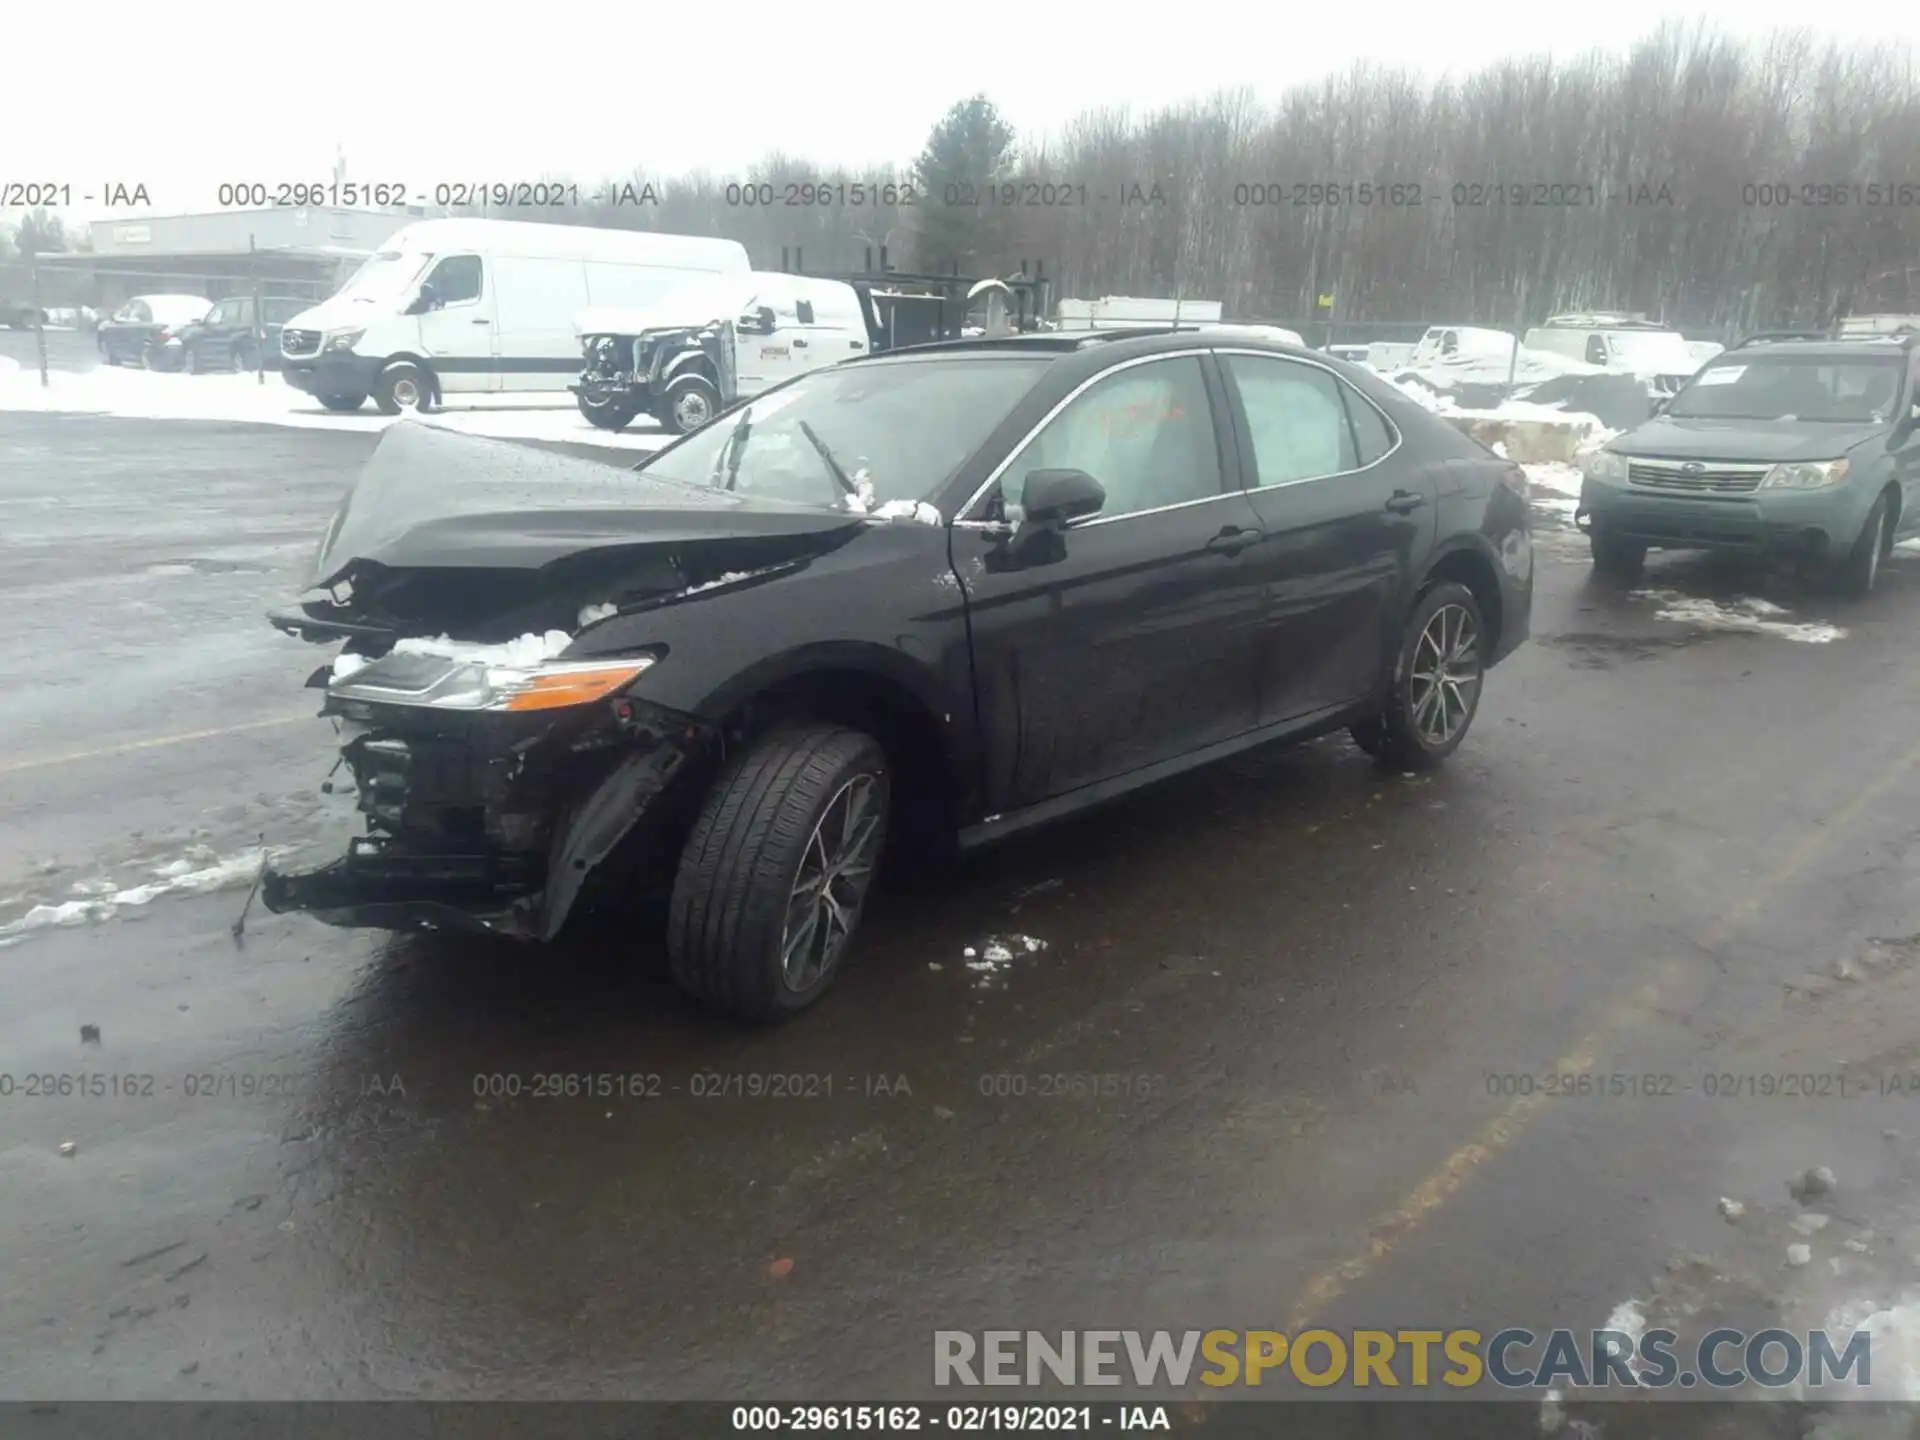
[489,255,590,392]
[955,351,1270,808]
[414,253,495,393]
[1217,349,1436,723]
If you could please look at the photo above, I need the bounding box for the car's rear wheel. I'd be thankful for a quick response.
[318,393,367,412]
[1590,530,1647,578]
[668,724,890,1021]
[1351,581,1487,769]
[1833,491,1892,600]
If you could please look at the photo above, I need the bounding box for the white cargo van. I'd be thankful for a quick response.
[279,219,750,414]
[1523,316,1701,395]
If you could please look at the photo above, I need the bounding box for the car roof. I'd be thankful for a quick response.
[1721,339,1913,360]
[855,327,1318,365]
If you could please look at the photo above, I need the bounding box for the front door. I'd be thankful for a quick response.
[956,352,1270,809]
[413,253,495,393]
[1215,350,1437,723]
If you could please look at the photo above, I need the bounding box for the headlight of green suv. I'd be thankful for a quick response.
[1583,449,1627,483]
[324,329,365,353]
[1760,458,1850,490]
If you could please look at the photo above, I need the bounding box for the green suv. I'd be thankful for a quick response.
[1576,337,1920,597]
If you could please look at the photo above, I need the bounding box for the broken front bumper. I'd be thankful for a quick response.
[261,694,718,942]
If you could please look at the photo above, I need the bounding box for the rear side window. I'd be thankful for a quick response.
[1585,335,1608,364]
[1221,354,1359,484]
[426,254,483,306]
[1340,385,1396,466]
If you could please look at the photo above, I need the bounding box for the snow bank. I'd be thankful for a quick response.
[1632,588,1846,644]
[871,499,943,526]
[0,845,281,949]
[578,602,620,627]
[0,366,673,452]
[390,629,574,667]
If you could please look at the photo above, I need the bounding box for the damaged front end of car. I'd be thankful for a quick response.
[260,421,862,942]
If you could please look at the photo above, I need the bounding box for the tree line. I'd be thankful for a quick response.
[443,22,1920,337]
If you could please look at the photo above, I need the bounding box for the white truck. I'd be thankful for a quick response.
[1522,314,1702,396]
[572,272,873,434]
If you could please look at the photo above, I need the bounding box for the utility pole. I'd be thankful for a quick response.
[30,251,48,388]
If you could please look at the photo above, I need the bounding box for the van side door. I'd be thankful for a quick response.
[490,256,591,392]
[414,253,495,393]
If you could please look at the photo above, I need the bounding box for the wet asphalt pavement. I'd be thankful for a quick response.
[8,412,1920,1415]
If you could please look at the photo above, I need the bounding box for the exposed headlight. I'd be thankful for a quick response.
[324,329,366,353]
[328,653,656,712]
[1583,449,1628,482]
[1760,458,1850,490]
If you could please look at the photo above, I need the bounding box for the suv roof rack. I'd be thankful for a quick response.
[1540,313,1669,330]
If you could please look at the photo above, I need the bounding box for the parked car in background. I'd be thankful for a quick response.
[96,295,212,365]
[1325,343,1373,365]
[261,328,1531,1020]
[1525,314,1701,397]
[279,218,750,414]
[146,295,309,373]
[1,300,48,328]
[1577,335,1920,596]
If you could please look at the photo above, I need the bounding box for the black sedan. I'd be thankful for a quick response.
[145,295,310,373]
[96,294,211,366]
[261,328,1534,1020]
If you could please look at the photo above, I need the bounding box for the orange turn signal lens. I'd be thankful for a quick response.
[498,660,653,712]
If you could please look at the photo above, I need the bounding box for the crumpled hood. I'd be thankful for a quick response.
[308,422,865,583]
[1617,416,1888,463]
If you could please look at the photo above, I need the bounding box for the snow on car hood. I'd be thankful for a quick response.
[1611,415,1888,463]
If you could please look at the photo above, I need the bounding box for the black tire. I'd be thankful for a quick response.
[668,724,890,1021]
[317,393,367,413]
[1590,530,1647,578]
[373,361,430,415]
[1350,581,1488,769]
[659,372,720,435]
[578,393,639,432]
[1833,492,1892,600]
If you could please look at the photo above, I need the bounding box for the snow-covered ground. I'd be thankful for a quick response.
[0,366,673,452]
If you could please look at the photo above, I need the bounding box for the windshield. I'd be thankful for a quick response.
[638,357,1051,508]
[1667,355,1904,422]
[334,250,432,307]
[1605,332,1695,371]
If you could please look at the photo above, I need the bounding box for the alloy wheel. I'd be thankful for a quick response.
[777,773,886,991]
[1408,603,1482,747]
[391,375,421,408]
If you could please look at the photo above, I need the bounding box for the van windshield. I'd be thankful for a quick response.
[1605,332,1695,372]
[336,250,432,307]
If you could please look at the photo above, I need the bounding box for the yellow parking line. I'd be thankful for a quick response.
[1285,733,1920,1329]
[1,715,314,775]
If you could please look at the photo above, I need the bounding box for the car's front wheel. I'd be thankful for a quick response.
[1351,580,1487,769]
[1833,491,1893,600]
[373,361,431,415]
[668,724,890,1021]
[659,373,720,434]
[577,393,639,431]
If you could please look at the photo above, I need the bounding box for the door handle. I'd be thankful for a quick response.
[849,340,865,349]
[1205,525,1263,556]
[1384,489,1427,513]
[792,338,809,348]
[470,317,490,325]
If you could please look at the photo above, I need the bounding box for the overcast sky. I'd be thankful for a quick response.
[8,1,1912,225]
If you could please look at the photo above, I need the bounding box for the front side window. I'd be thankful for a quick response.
[1003,356,1222,520]
[204,302,233,328]
[1222,354,1359,484]
[425,254,483,306]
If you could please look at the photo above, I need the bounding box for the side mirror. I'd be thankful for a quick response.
[405,283,438,316]
[738,306,775,335]
[1021,468,1106,525]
